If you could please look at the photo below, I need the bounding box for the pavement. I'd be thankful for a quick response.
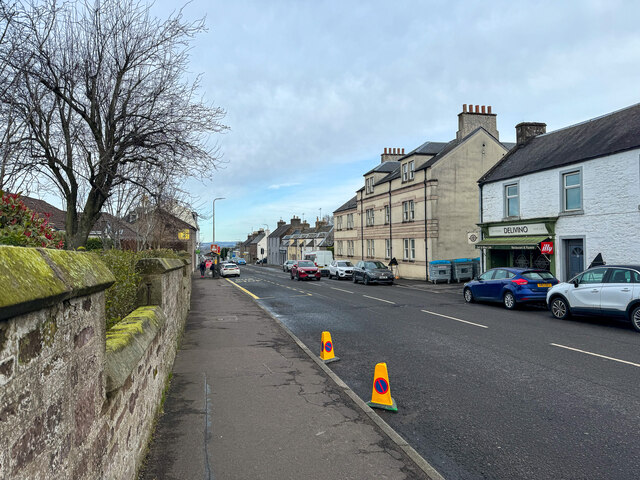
[139,273,444,480]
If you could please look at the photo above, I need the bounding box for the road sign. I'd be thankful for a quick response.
[178,229,190,240]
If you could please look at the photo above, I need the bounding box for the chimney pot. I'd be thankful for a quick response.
[475,105,479,113]
[481,105,486,114]
[402,148,405,154]
[463,104,467,113]
[488,106,492,114]
[393,148,397,154]
[384,147,387,154]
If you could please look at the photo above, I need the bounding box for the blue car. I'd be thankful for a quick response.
[463,267,558,310]
[236,258,246,265]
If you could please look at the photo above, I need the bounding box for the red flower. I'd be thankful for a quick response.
[45,232,52,240]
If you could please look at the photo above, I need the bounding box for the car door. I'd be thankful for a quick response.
[600,268,635,316]
[472,270,496,299]
[354,261,364,281]
[566,267,607,313]
[486,269,514,301]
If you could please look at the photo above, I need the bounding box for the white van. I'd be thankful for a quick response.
[304,251,333,276]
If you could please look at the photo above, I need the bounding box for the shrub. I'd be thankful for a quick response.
[0,191,65,249]
[94,250,141,330]
[85,238,104,250]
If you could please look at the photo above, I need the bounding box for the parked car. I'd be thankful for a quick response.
[352,261,394,285]
[255,258,267,264]
[304,251,333,277]
[283,260,296,272]
[328,260,354,280]
[546,265,640,331]
[220,262,240,277]
[463,267,558,309]
[290,260,321,281]
[236,258,246,265]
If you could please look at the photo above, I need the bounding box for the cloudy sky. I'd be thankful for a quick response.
[151,0,640,243]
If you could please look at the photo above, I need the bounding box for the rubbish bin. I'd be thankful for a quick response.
[452,258,474,282]
[428,260,452,284]
[472,257,481,279]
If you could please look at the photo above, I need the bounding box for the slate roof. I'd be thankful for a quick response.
[268,222,291,239]
[250,233,265,244]
[363,161,402,176]
[333,196,357,213]
[20,196,66,229]
[479,103,640,185]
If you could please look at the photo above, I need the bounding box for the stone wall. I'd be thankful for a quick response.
[0,246,191,479]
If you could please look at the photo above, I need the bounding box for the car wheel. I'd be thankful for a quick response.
[550,296,570,319]
[631,306,640,332]
[317,277,321,281]
[503,291,516,310]
[363,275,370,286]
[328,272,332,279]
[463,288,474,303]
[297,274,301,281]
[290,273,294,280]
[353,275,358,284]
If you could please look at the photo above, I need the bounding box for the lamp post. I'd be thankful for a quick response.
[212,197,225,245]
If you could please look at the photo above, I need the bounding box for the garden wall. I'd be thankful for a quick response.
[0,246,191,479]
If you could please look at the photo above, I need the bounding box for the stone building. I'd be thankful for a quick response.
[477,102,640,280]
[333,104,513,280]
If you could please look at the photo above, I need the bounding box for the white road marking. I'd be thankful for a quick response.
[363,295,396,304]
[551,343,640,368]
[331,287,354,294]
[421,310,488,328]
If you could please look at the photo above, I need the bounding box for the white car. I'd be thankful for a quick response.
[220,262,240,277]
[283,260,296,272]
[328,260,354,280]
[546,265,640,332]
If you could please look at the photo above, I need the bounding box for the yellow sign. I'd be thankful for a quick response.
[366,362,397,412]
[319,331,339,363]
[178,229,190,240]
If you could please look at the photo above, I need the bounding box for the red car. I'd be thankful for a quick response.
[290,260,321,281]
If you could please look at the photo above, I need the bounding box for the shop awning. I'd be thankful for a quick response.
[475,235,550,249]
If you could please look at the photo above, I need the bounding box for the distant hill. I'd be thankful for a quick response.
[199,241,237,251]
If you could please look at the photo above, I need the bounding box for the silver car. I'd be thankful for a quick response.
[283,260,296,272]
[328,260,354,280]
[546,265,640,332]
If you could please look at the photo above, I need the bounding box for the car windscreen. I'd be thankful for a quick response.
[337,261,353,267]
[365,261,387,269]
[298,261,314,267]
[522,271,554,280]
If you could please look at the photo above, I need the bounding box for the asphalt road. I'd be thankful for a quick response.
[229,265,640,480]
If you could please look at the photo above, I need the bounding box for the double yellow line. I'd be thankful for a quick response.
[225,278,260,299]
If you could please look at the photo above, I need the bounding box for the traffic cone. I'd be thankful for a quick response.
[366,362,397,412]
[319,331,339,364]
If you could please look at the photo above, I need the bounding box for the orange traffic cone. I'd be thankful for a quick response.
[366,362,397,412]
[319,331,339,364]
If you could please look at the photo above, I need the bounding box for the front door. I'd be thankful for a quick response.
[565,239,584,281]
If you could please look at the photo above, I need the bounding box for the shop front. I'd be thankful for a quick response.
[476,218,557,275]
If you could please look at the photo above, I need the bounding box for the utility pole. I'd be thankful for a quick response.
[212,197,225,244]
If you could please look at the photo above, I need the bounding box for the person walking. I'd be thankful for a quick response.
[199,261,206,278]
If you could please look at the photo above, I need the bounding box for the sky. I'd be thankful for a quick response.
[150,0,640,243]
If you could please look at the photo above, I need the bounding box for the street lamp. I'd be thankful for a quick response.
[212,197,225,245]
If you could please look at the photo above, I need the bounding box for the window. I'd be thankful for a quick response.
[409,160,415,180]
[384,205,390,224]
[347,240,355,256]
[607,268,637,284]
[402,163,408,182]
[365,208,374,226]
[385,239,391,258]
[402,200,414,221]
[336,216,343,230]
[347,213,354,229]
[403,238,415,260]
[563,170,582,211]
[366,239,375,257]
[577,268,606,284]
[337,241,343,255]
[505,183,519,217]
[366,177,374,194]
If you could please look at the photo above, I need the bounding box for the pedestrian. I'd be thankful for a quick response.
[210,260,216,278]
[199,261,206,278]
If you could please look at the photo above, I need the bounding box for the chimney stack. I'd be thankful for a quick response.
[277,219,286,228]
[457,104,499,141]
[290,216,301,226]
[380,147,406,163]
[515,122,546,146]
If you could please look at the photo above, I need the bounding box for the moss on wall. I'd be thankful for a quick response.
[105,306,161,353]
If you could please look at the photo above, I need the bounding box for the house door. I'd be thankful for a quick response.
[565,239,584,281]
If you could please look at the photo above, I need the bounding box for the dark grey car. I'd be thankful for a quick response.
[352,260,394,285]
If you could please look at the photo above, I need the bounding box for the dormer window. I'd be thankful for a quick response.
[402,160,415,182]
[366,177,375,194]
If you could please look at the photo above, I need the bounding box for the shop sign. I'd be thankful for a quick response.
[541,242,554,254]
[488,223,547,237]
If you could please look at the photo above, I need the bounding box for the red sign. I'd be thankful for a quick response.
[541,242,554,254]
[210,244,220,254]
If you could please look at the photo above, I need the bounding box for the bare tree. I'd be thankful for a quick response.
[0,0,227,248]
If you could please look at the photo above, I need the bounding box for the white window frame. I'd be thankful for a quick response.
[384,205,390,224]
[504,182,519,218]
[408,160,415,180]
[366,177,374,194]
[336,216,343,230]
[403,238,415,260]
[347,240,354,256]
[403,200,415,221]
[366,208,374,226]
[366,239,375,257]
[402,163,408,182]
[347,213,354,229]
[337,240,343,255]
[385,239,391,259]
[561,169,582,212]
